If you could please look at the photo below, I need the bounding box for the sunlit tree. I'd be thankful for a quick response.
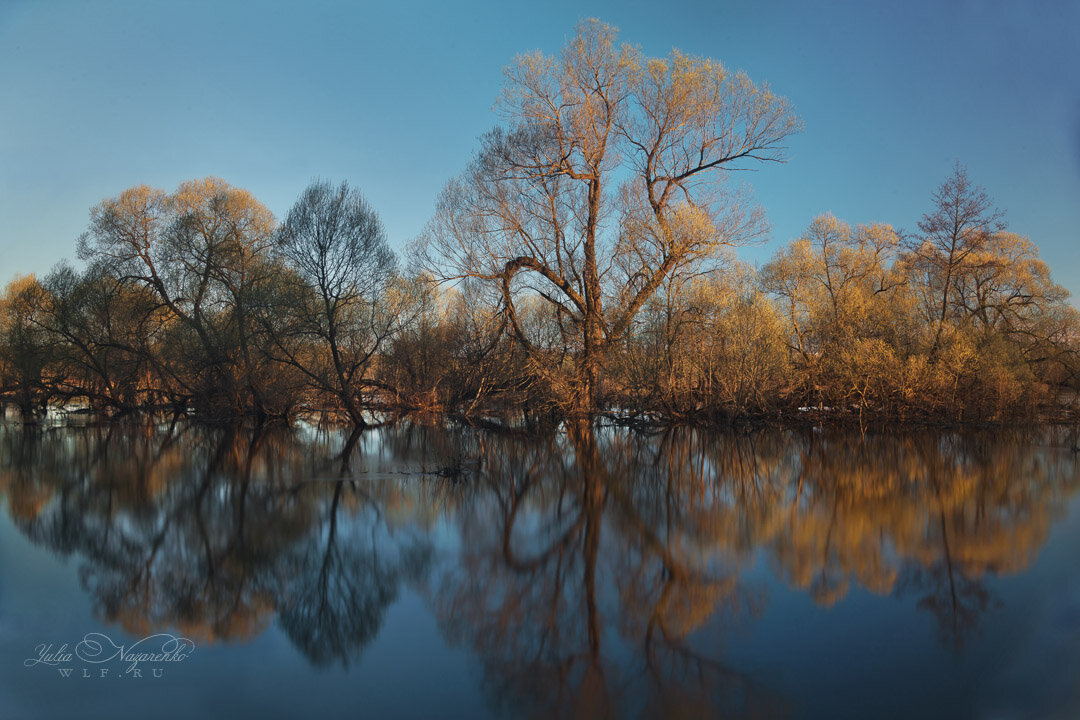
[78,179,282,417]
[760,214,904,410]
[415,19,800,414]
[0,275,55,419]
[906,163,1006,357]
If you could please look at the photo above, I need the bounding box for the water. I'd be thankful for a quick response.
[1,419,1079,719]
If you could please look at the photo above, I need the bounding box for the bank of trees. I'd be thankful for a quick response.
[1,22,1077,425]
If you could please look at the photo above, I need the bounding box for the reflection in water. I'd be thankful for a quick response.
[1,419,1077,717]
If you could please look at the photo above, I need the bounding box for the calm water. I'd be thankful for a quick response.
[1,419,1079,719]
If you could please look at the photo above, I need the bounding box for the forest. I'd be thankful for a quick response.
[2,21,1078,427]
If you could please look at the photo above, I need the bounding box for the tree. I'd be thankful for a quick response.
[760,214,903,409]
[610,265,789,418]
[0,275,55,419]
[378,279,529,415]
[78,178,280,418]
[37,262,166,411]
[270,180,398,426]
[415,19,801,414]
[907,163,1006,356]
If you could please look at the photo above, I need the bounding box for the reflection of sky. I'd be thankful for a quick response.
[1,0,1078,307]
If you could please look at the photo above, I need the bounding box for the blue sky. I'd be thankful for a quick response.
[2,0,1078,304]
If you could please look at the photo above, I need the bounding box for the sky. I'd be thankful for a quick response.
[2,0,1078,304]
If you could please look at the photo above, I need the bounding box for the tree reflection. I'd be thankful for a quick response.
[0,420,433,666]
[276,478,433,667]
[0,420,1077,715]
[423,423,1078,717]
[428,421,782,719]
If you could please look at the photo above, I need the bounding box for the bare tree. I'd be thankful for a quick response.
[78,179,279,417]
[270,180,398,425]
[415,19,800,414]
[0,275,55,419]
[38,262,166,411]
[908,162,1006,356]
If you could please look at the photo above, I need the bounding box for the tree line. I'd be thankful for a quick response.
[1,20,1077,425]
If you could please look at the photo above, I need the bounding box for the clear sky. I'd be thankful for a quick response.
[2,0,1078,304]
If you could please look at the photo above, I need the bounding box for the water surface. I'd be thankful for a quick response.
[2,419,1079,719]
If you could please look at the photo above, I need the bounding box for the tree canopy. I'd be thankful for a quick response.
[414,19,802,413]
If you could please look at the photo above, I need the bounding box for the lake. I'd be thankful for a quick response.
[2,418,1079,719]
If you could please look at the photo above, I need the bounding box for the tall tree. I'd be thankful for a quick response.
[38,263,165,411]
[270,180,398,426]
[0,275,54,419]
[761,215,904,408]
[908,163,1006,356]
[78,179,278,417]
[415,19,800,414]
